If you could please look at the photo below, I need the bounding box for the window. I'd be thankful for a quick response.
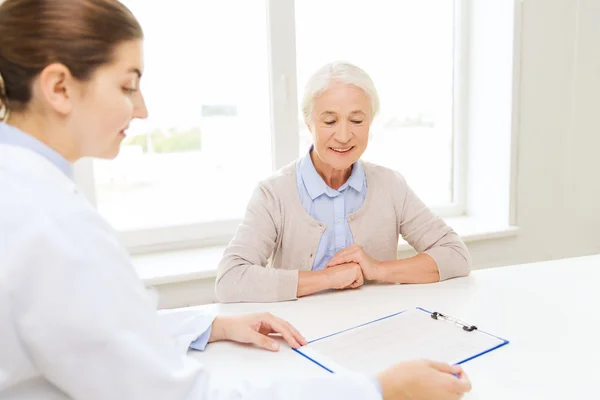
[295,0,456,207]
[94,0,272,231]
[75,0,465,251]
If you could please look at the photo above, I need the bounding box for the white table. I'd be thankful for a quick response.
[189,255,600,399]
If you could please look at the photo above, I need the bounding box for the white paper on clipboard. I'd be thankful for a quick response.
[294,308,508,375]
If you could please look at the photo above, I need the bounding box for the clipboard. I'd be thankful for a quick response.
[293,307,509,375]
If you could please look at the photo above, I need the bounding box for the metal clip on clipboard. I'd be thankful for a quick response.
[431,311,478,332]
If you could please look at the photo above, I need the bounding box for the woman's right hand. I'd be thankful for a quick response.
[323,263,364,289]
[377,360,472,400]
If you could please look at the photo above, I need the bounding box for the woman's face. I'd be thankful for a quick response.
[68,39,148,160]
[308,82,372,171]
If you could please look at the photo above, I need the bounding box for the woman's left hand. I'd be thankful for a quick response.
[326,244,383,281]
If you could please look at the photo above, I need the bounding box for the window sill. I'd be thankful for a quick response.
[134,246,225,286]
[134,216,520,286]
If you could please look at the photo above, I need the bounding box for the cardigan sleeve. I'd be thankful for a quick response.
[393,172,471,280]
[215,183,299,303]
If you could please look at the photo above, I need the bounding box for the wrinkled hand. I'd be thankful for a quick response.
[377,360,472,400]
[327,244,382,280]
[209,313,308,351]
[323,262,364,289]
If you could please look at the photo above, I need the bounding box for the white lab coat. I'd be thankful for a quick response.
[0,144,381,400]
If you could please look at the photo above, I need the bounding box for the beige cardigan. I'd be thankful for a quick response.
[215,160,471,303]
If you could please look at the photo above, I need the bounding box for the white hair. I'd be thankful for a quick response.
[301,61,380,126]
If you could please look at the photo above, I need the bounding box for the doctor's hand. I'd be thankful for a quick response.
[208,313,308,351]
[323,262,364,289]
[326,244,382,281]
[377,360,472,400]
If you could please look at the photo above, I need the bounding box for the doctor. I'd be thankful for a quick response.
[0,0,471,399]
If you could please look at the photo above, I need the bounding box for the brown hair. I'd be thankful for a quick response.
[0,0,143,119]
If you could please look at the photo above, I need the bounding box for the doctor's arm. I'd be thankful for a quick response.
[9,215,389,400]
[158,308,307,353]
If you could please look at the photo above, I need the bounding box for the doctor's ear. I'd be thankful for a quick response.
[37,63,80,116]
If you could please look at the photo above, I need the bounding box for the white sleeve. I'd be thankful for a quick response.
[157,306,218,355]
[9,214,381,400]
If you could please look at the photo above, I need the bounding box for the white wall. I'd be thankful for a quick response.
[464,0,600,269]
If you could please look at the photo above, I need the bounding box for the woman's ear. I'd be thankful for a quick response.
[37,63,77,116]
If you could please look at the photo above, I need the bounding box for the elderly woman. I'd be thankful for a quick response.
[215,62,471,303]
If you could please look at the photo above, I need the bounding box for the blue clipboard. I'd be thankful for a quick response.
[293,307,509,374]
